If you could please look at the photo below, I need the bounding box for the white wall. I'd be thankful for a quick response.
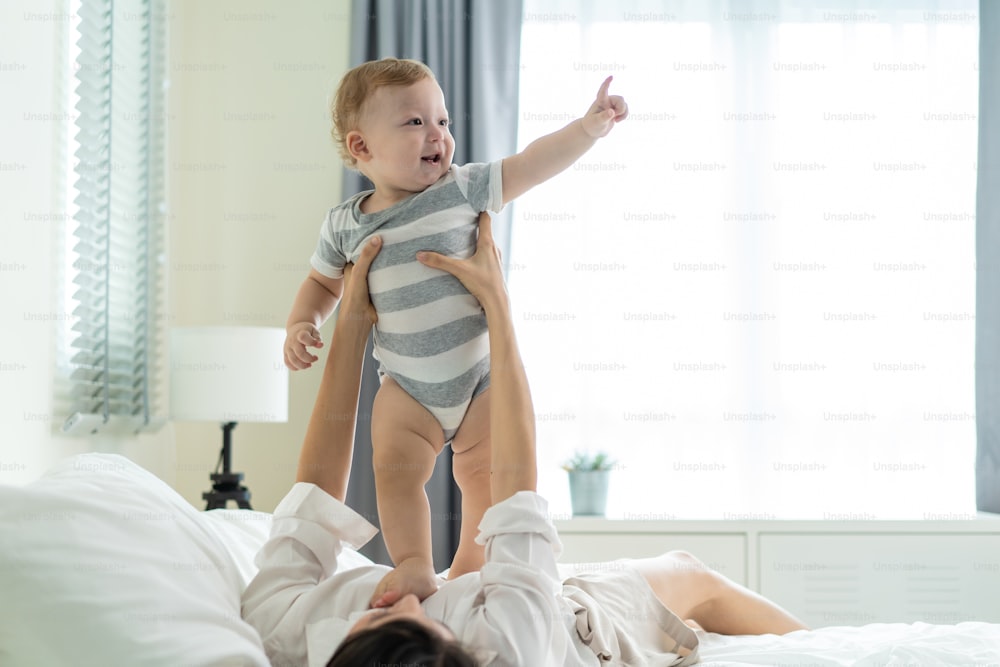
[168,0,351,511]
[0,0,352,514]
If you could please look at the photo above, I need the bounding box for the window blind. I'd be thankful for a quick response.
[63,0,165,435]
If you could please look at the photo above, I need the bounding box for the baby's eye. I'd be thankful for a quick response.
[439,119,451,126]
[407,118,423,126]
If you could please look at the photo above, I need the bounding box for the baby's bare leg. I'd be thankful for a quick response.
[370,377,444,607]
[629,551,808,635]
[448,388,491,579]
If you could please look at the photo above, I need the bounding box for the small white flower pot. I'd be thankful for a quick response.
[568,470,610,516]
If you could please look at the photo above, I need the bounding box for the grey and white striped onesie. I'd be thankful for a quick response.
[310,161,504,442]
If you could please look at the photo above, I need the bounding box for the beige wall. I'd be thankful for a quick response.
[0,0,351,513]
[168,0,352,511]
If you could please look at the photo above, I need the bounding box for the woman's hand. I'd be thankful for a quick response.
[340,236,382,327]
[416,212,507,313]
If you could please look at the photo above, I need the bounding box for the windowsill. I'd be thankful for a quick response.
[554,511,1000,533]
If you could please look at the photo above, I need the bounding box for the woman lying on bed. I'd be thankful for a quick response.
[240,212,808,667]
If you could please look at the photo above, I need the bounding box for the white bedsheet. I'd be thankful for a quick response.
[697,621,1000,666]
[9,452,995,666]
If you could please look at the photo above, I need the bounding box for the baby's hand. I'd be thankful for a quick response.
[284,322,324,370]
[581,75,629,138]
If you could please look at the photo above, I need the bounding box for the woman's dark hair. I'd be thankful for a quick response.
[326,617,479,667]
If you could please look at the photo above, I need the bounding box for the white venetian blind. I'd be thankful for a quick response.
[63,0,165,435]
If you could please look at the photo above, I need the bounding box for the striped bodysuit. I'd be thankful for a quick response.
[310,161,504,442]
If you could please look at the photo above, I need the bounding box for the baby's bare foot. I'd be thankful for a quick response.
[370,557,438,608]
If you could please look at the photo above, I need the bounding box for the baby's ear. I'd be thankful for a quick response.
[346,131,370,163]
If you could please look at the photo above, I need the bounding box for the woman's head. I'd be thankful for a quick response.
[326,617,478,667]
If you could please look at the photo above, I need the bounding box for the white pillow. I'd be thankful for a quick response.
[0,452,271,666]
[201,508,274,588]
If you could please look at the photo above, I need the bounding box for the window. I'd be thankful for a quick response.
[62,0,166,436]
[510,0,979,519]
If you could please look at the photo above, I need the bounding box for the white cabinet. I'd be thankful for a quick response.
[758,533,1000,627]
[553,517,1000,626]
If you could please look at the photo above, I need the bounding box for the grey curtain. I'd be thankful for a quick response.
[977,0,1000,513]
[342,0,523,568]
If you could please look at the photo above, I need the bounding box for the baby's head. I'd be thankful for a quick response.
[331,58,437,169]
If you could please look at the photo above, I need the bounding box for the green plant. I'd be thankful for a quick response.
[561,451,616,472]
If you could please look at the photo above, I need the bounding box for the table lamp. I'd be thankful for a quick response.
[170,326,288,510]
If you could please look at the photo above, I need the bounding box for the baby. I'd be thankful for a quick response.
[285,58,627,607]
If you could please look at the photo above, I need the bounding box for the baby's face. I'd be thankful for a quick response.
[357,78,455,196]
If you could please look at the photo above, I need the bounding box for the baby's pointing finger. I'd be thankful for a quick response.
[596,75,613,104]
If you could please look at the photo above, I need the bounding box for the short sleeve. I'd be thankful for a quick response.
[309,210,348,279]
[451,160,504,214]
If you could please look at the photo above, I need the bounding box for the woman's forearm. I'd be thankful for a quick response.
[481,293,537,503]
[295,238,381,500]
[414,216,537,503]
[295,306,372,500]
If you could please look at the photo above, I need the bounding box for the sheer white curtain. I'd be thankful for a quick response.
[510,0,979,519]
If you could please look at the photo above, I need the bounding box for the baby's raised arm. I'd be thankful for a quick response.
[501,75,628,206]
[284,269,344,370]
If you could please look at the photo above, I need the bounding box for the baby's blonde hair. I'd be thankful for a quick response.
[331,58,436,169]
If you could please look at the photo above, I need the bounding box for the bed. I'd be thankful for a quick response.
[1,453,997,666]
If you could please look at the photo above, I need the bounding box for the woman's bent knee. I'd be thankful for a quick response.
[662,550,725,592]
[664,550,707,570]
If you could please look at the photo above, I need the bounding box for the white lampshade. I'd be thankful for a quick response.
[170,327,288,423]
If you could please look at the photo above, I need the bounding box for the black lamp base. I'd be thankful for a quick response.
[203,472,252,510]
[203,421,253,510]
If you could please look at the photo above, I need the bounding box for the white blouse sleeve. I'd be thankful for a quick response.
[240,483,379,667]
[462,491,581,666]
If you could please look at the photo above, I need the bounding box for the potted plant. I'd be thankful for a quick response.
[562,451,616,516]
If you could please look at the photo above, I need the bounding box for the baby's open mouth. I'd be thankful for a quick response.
[422,153,441,164]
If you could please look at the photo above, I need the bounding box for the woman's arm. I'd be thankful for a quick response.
[244,240,383,666]
[416,212,536,503]
[296,236,382,501]
[419,216,576,664]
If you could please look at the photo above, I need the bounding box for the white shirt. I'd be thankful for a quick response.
[241,483,599,667]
